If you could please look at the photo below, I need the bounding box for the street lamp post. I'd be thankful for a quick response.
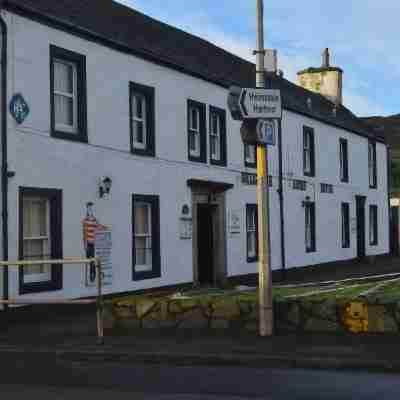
[254,0,273,336]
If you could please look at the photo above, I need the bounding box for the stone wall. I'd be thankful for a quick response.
[104,293,400,334]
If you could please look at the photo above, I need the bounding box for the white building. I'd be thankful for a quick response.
[0,1,389,304]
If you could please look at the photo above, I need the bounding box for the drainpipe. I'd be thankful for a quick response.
[277,118,286,280]
[0,8,8,308]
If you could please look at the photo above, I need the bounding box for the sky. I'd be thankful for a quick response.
[115,0,398,117]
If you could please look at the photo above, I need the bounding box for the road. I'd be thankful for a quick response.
[1,360,400,399]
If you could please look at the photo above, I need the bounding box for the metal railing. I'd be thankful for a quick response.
[0,257,104,344]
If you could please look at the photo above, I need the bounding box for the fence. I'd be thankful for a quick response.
[0,257,104,344]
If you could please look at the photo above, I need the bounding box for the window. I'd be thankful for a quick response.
[50,45,87,142]
[130,82,155,156]
[369,205,378,246]
[244,144,257,168]
[209,106,227,166]
[321,183,333,194]
[132,194,161,280]
[293,179,307,191]
[369,141,377,188]
[188,100,206,162]
[246,204,258,262]
[303,126,315,177]
[19,187,62,294]
[340,138,349,183]
[341,203,350,248]
[305,202,316,253]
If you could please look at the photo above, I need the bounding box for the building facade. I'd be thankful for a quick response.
[0,1,390,304]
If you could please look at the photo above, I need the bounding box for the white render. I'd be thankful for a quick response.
[0,10,389,302]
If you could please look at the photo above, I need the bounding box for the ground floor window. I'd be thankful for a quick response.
[132,194,161,280]
[341,203,350,248]
[246,204,258,262]
[305,202,316,253]
[19,187,63,294]
[369,205,378,246]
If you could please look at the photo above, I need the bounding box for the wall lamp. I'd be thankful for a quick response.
[99,176,112,198]
[301,196,311,208]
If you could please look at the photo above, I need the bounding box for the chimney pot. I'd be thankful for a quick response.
[322,48,330,68]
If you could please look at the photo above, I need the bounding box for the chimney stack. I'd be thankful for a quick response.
[297,48,343,105]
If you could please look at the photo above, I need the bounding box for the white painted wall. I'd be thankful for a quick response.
[0,10,390,302]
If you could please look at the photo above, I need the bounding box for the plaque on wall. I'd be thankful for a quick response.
[228,209,241,234]
[180,217,192,239]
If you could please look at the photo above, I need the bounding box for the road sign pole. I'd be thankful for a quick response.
[255,0,273,337]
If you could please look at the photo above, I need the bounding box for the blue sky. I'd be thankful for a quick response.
[116,0,398,117]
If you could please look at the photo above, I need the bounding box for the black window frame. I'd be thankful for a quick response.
[246,204,258,263]
[209,105,227,166]
[339,138,349,183]
[368,140,377,189]
[132,194,161,281]
[303,126,315,177]
[341,202,350,249]
[187,99,207,163]
[50,45,87,143]
[369,204,378,246]
[244,144,257,168]
[305,202,316,253]
[19,187,63,295]
[129,81,156,157]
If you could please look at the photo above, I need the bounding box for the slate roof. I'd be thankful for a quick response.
[3,0,382,142]
[362,115,400,146]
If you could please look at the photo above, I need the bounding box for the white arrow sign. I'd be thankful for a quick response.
[239,88,282,119]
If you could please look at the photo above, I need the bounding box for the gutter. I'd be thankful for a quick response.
[0,8,8,308]
[277,119,286,280]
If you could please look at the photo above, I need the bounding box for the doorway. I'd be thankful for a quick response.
[197,204,216,286]
[355,196,366,259]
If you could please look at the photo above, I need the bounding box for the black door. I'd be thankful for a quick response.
[197,204,214,286]
[355,196,366,259]
[390,206,399,255]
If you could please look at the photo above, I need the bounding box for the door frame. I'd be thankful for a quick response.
[191,190,227,287]
[355,195,367,259]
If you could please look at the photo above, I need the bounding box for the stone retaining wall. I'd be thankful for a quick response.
[104,294,400,334]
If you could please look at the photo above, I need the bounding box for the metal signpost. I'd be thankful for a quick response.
[227,0,282,337]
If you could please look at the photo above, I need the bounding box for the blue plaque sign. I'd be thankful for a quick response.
[9,93,29,124]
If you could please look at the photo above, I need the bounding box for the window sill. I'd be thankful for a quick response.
[19,280,62,295]
[132,270,161,281]
[51,130,88,143]
[210,158,227,167]
[247,256,258,263]
[131,148,155,157]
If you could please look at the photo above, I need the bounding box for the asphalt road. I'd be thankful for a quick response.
[1,359,400,399]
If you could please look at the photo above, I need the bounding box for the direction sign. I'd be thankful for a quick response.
[239,88,282,119]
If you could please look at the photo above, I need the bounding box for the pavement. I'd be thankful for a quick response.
[0,312,400,374]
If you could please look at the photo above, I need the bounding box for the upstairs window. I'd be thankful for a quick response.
[340,138,349,183]
[246,204,258,262]
[50,45,87,142]
[130,82,155,157]
[209,106,227,166]
[244,144,257,168]
[368,141,377,188]
[188,100,206,162]
[303,126,315,177]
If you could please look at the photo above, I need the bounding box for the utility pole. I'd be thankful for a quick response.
[254,0,273,336]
